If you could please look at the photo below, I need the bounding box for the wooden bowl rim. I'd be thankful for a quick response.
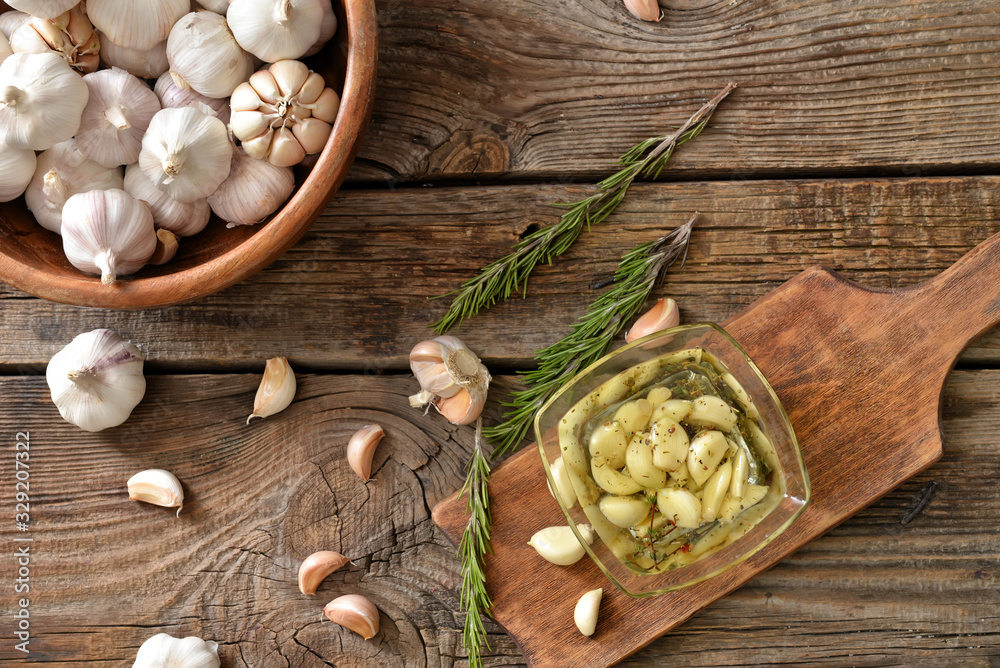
[0,0,379,309]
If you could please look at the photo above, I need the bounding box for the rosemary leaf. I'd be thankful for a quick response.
[432,82,735,334]
[457,417,492,668]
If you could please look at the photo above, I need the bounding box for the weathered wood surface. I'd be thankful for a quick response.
[0,372,997,665]
[352,0,1000,183]
[3,175,1000,371]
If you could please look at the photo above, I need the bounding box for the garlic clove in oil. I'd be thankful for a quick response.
[323,594,380,640]
[127,469,185,517]
[0,52,89,150]
[207,145,295,227]
[347,424,384,482]
[298,550,350,595]
[247,357,296,424]
[167,11,254,99]
[574,588,603,637]
[546,456,577,509]
[88,0,190,52]
[133,633,220,668]
[227,0,324,63]
[77,69,162,169]
[138,106,233,203]
[625,297,680,343]
[45,329,145,432]
[61,188,157,284]
[527,523,594,566]
[408,336,491,426]
[0,144,36,203]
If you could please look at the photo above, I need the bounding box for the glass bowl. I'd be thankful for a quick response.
[534,323,810,597]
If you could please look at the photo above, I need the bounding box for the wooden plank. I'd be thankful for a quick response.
[348,0,1000,182]
[0,372,997,665]
[2,176,1000,369]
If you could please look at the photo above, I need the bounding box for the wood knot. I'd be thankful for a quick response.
[429,131,510,177]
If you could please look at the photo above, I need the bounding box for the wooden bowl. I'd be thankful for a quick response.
[0,0,378,308]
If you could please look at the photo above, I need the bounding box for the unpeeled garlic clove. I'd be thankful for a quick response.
[347,424,384,482]
[127,469,184,517]
[574,588,603,637]
[323,594,380,640]
[625,297,679,343]
[247,357,296,424]
[623,0,663,22]
[149,229,179,265]
[298,550,350,594]
[527,523,594,566]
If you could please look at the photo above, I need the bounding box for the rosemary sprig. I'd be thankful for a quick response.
[432,82,735,334]
[457,417,492,668]
[483,216,697,457]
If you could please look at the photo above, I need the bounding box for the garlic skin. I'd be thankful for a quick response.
[154,72,231,126]
[61,188,157,285]
[298,550,350,595]
[574,588,603,637]
[88,0,190,51]
[127,469,185,516]
[98,33,170,79]
[45,329,145,432]
[6,0,78,20]
[408,336,491,426]
[527,523,594,566]
[347,424,384,482]
[230,59,340,167]
[26,138,124,234]
[227,0,323,62]
[303,0,338,57]
[207,145,294,227]
[0,12,30,40]
[625,297,680,343]
[133,633,220,668]
[167,11,253,99]
[0,143,36,202]
[9,8,101,73]
[124,163,211,237]
[149,228,179,265]
[78,69,162,169]
[623,0,663,21]
[139,106,233,203]
[323,595,380,640]
[0,52,89,150]
[247,356,296,423]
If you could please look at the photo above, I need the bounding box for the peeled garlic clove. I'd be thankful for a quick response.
[207,145,295,227]
[0,144,36,202]
[149,229,179,265]
[599,494,650,528]
[687,429,730,487]
[347,424,384,482]
[139,107,233,203]
[77,69,162,169]
[574,588,603,637]
[323,594,380,640]
[228,0,324,62]
[133,633,220,668]
[527,523,594,566]
[656,487,702,528]
[124,163,211,237]
[247,357,296,424]
[46,329,146,432]
[625,297,680,343]
[298,550,350,595]
[686,395,738,432]
[88,0,189,52]
[99,33,170,79]
[0,52,89,151]
[167,12,254,99]
[6,0,78,21]
[408,336,491,426]
[623,0,663,22]
[127,469,184,516]
[61,188,157,285]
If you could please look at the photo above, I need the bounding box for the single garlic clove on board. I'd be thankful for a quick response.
[625,297,680,342]
[347,424,384,482]
[127,469,184,517]
[527,524,594,566]
[247,357,296,424]
[133,633,220,668]
[298,550,350,595]
[323,594,380,640]
[623,0,662,22]
[574,588,603,637]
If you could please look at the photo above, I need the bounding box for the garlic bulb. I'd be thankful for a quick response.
[167,11,253,99]
[625,297,679,343]
[624,0,662,21]
[133,633,220,668]
[6,0,78,20]
[0,143,36,202]
[139,106,233,203]
[0,12,29,39]
[408,336,491,426]
[124,163,211,237]
[127,469,184,515]
[78,69,162,168]
[98,33,170,79]
[26,138,124,234]
[574,588,603,637]
[194,0,232,12]
[88,0,190,51]
[154,72,230,125]
[61,188,157,284]
[324,595,380,640]
[9,8,101,73]
[227,0,323,62]
[303,0,337,57]
[247,356,296,423]
[207,145,294,227]
[45,329,145,432]
[149,228,179,264]
[230,59,340,167]
[0,52,89,150]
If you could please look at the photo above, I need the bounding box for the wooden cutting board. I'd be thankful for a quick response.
[432,231,1000,667]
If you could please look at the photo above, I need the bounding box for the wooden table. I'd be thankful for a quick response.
[2,0,1000,665]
